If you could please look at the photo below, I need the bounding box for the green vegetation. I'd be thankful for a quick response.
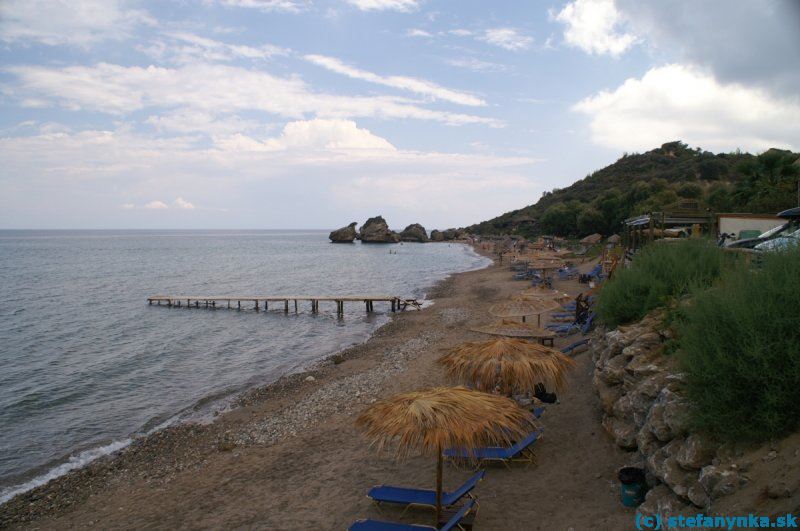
[595,239,728,328]
[467,141,800,238]
[677,250,800,442]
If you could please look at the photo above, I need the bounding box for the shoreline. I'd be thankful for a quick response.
[0,242,492,524]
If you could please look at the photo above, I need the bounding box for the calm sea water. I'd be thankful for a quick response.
[0,230,490,502]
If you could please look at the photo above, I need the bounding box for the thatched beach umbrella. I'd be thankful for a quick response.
[513,287,572,305]
[356,387,536,524]
[489,299,561,325]
[471,319,556,341]
[439,337,576,395]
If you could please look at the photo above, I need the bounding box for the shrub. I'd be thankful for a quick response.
[596,239,728,328]
[678,250,800,442]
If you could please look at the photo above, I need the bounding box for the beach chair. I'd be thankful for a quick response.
[444,429,543,469]
[349,498,476,531]
[557,266,578,280]
[560,338,589,354]
[367,470,484,510]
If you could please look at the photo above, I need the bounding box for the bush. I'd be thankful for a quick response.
[678,250,800,441]
[596,239,728,328]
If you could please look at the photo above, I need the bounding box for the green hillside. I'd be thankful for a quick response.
[467,141,800,238]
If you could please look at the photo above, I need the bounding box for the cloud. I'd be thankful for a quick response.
[616,0,800,96]
[303,54,485,106]
[144,200,169,209]
[145,110,270,136]
[552,0,637,57]
[406,28,432,37]
[215,119,396,152]
[5,62,502,127]
[212,0,308,13]
[345,0,419,12]
[448,29,473,37]
[141,31,288,64]
[446,57,508,73]
[0,0,153,46]
[572,64,800,152]
[120,203,135,209]
[480,28,533,51]
[0,125,538,228]
[173,197,195,209]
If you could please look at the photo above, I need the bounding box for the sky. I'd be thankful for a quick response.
[1,0,799,230]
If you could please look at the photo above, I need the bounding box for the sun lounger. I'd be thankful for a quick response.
[443,429,543,468]
[367,471,484,509]
[349,498,476,531]
[561,338,589,354]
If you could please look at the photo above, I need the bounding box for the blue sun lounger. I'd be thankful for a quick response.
[367,470,485,509]
[349,498,476,531]
[443,429,543,468]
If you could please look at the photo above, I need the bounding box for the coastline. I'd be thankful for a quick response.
[0,242,493,526]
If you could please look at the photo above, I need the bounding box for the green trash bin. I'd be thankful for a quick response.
[618,467,646,507]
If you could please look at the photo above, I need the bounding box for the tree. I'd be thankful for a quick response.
[577,207,605,236]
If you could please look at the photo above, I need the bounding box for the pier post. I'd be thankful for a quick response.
[195,301,199,308]
[212,301,216,309]
[237,300,241,310]
[284,300,289,313]
[177,300,181,307]
[391,299,395,312]
[149,299,152,305]
[227,300,230,309]
[265,301,269,310]
[294,300,298,313]
[187,299,190,307]
[255,300,259,311]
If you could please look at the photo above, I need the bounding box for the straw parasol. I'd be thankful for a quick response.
[439,337,576,394]
[356,387,536,524]
[489,299,561,325]
[513,287,572,305]
[471,319,556,341]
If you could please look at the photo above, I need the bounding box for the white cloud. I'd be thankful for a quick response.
[213,119,395,152]
[145,110,269,136]
[480,28,533,51]
[304,54,485,106]
[406,28,432,37]
[572,64,800,152]
[0,0,153,46]
[448,29,474,37]
[144,200,169,209]
[446,57,508,73]
[120,203,135,209]
[553,0,637,57]
[173,197,195,209]
[143,31,288,64]
[346,0,419,12]
[0,125,538,228]
[5,62,501,127]
[213,0,308,13]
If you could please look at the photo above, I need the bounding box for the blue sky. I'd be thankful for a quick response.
[1,0,798,230]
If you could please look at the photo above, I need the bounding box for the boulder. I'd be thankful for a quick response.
[676,434,716,470]
[698,464,745,499]
[430,230,445,242]
[646,439,695,498]
[645,388,688,442]
[359,216,400,243]
[639,484,692,519]
[602,416,638,449]
[442,228,458,240]
[329,222,358,243]
[399,223,429,243]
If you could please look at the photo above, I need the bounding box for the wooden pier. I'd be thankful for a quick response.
[146,295,420,316]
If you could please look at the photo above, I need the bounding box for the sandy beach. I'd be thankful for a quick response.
[1,252,635,530]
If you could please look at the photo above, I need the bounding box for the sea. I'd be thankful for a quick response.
[0,230,491,504]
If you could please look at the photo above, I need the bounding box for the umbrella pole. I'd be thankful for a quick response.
[436,445,443,526]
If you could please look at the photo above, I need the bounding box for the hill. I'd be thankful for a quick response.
[466,141,800,238]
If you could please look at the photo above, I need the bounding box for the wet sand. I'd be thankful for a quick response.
[2,254,635,530]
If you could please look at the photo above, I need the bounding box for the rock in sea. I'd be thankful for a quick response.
[399,223,429,243]
[359,215,400,243]
[329,222,358,243]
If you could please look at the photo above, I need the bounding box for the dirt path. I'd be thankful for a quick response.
[4,255,636,530]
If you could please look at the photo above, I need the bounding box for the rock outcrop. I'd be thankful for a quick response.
[399,224,429,243]
[359,216,400,243]
[442,228,458,241]
[591,311,739,514]
[430,230,445,242]
[329,222,358,243]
